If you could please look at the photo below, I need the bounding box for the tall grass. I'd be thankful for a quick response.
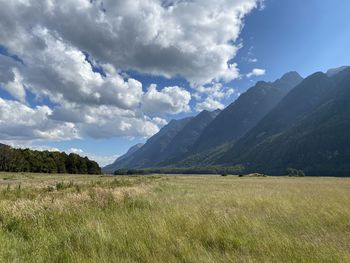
[0,173,349,262]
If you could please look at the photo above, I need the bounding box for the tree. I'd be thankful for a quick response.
[87,159,101,175]
[0,145,101,175]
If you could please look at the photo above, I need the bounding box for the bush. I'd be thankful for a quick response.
[286,168,305,177]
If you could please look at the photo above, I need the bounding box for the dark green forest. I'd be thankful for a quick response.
[0,144,101,174]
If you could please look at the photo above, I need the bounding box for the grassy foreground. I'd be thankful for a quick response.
[0,173,349,262]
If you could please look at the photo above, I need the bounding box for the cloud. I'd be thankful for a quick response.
[8,28,144,110]
[0,27,184,140]
[66,148,119,166]
[0,98,79,141]
[0,0,259,85]
[195,97,224,112]
[247,68,266,78]
[243,46,258,64]
[194,82,235,112]
[0,55,26,101]
[0,0,261,141]
[51,103,162,138]
[0,97,162,143]
[151,117,168,126]
[142,84,191,114]
[258,0,266,10]
[0,142,61,153]
[248,58,258,63]
[194,83,235,100]
[2,68,26,102]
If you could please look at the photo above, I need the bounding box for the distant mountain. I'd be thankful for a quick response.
[178,72,303,164]
[326,66,349,77]
[105,110,220,171]
[107,67,350,176]
[219,68,350,175]
[103,143,144,172]
[107,117,193,169]
[157,109,221,166]
[121,143,144,160]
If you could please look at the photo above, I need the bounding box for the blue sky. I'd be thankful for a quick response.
[237,0,350,82]
[0,0,349,165]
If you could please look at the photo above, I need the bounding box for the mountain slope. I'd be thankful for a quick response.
[187,72,303,154]
[326,66,349,77]
[107,117,193,169]
[170,72,304,167]
[105,109,220,171]
[219,68,350,175]
[157,109,221,165]
[103,143,144,172]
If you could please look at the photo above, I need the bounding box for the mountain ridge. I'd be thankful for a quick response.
[104,117,193,170]
[105,67,350,176]
[103,143,144,172]
[171,71,304,166]
[218,68,350,175]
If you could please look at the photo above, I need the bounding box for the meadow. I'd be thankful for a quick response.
[0,172,349,262]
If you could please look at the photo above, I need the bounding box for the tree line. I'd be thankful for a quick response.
[113,165,245,175]
[0,145,101,174]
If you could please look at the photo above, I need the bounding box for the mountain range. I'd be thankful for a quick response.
[104,66,350,176]
[104,110,220,172]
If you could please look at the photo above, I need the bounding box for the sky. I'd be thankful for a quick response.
[0,0,349,166]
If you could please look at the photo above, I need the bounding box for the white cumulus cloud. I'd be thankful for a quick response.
[247,68,266,78]
[0,98,79,141]
[142,84,191,114]
[0,0,259,85]
[0,0,261,141]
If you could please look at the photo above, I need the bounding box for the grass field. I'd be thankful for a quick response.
[0,173,349,262]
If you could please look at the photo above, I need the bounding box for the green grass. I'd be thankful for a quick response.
[0,173,349,262]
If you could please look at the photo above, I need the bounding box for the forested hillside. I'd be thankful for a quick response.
[0,145,101,174]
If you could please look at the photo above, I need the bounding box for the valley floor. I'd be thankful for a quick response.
[0,173,349,262]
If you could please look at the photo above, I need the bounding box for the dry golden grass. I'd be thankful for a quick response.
[0,173,349,262]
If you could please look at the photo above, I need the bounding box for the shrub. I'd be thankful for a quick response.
[286,168,305,177]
